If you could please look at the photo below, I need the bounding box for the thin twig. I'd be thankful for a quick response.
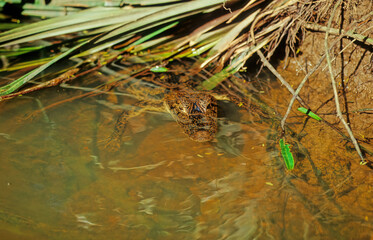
[257,50,299,102]
[280,32,346,128]
[321,25,373,72]
[256,50,309,129]
[305,22,373,46]
[0,68,80,101]
[280,54,326,129]
[324,0,366,164]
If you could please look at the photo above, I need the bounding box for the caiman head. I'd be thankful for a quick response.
[164,90,218,142]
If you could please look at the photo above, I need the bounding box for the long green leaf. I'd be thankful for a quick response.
[74,12,185,57]
[0,6,165,47]
[96,0,224,43]
[22,3,80,17]
[0,40,88,96]
[123,0,183,4]
[198,68,234,90]
[208,9,260,55]
[186,41,217,57]
[128,21,179,47]
[0,46,44,57]
[0,56,54,72]
[75,9,196,57]
[130,35,173,53]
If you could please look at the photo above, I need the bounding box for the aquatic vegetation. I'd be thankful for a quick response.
[279,138,295,170]
[297,107,322,121]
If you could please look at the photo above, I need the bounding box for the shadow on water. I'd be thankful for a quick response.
[0,64,372,240]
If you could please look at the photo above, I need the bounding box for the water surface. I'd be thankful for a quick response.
[0,70,372,240]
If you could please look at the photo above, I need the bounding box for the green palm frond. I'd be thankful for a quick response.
[2,0,357,96]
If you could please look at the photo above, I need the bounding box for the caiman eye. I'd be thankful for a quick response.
[191,103,202,113]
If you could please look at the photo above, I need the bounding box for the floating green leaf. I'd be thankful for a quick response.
[279,138,295,170]
[297,107,322,121]
[150,66,169,72]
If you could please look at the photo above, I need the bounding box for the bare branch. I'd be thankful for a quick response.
[324,0,366,164]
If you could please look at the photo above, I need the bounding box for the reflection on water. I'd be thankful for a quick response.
[0,73,372,240]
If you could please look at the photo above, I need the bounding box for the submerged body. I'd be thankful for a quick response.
[106,87,219,151]
[164,90,218,142]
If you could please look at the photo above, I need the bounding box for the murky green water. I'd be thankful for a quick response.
[0,70,372,240]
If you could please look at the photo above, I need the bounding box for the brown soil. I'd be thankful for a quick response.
[275,0,373,164]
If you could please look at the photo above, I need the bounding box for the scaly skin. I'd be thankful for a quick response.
[105,90,218,151]
[105,72,222,152]
[164,90,217,142]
